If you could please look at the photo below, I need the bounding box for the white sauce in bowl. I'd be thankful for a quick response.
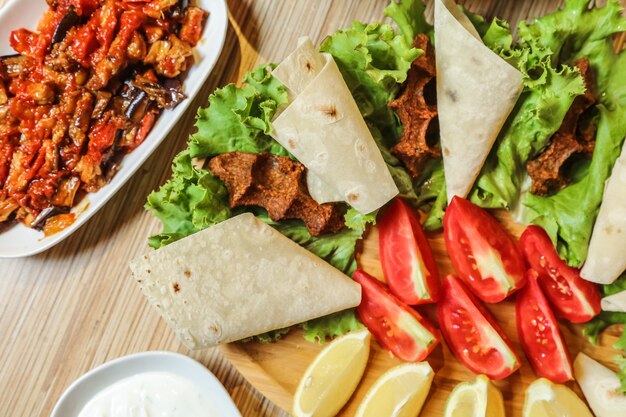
[77,371,217,417]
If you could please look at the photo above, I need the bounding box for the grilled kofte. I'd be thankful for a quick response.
[0,0,207,234]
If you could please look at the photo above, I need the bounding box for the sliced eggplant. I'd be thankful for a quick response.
[133,76,186,109]
[92,91,112,119]
[51,6,80,46]
[169,0,190,19]
[100,129,124,168]
[124,90,149,123]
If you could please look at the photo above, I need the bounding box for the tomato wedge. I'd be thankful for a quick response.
[438,275,521,380]
[443,196,526,303]
[516,270,573,383]
[519,225,601,323]
[353,269,440,362]
[378,198,440,305]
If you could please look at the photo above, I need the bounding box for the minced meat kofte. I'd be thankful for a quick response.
[527,58,598,196]
[388,33,440,179]
[209,152,346,237]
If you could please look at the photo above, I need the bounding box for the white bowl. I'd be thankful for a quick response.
[51,351,242,417]
[0,0,228,257]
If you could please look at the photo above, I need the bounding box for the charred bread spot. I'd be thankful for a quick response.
[318,103,339,121]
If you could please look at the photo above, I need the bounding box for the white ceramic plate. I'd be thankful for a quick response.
[51,351,242,417]
[0,0,228,257]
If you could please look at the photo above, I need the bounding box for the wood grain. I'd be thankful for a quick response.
[0,1,624,417]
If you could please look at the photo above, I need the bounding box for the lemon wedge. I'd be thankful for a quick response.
[293,329,370,417]
[355,362,434,417]
[523,378,592,417]
[443,375,505,417]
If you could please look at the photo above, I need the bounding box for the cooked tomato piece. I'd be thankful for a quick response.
[443,196,526,303]
[519,225,601,323]
[9,29,46,60]
[438,275,521,380]
[516,270,573,382]
[96,0,119,50]
[179,6,208,46]
[71,0,99,16]
[378,198,440,305]
[353,269,440,362]
[70,23,99,66]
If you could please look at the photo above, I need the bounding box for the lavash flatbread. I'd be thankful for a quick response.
[580,140,626,284]
[271,38,398,214]
[130,213,361,349]
[434,0,523,202]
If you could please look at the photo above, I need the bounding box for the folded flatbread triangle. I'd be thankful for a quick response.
[271,37,398,214]
[435,0,523,202]
[580,140,626,284]
[130,213,361,349]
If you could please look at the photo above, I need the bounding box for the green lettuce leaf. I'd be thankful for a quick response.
[411,158,446,231]
[464,10,515,54]
[146,150,231,248]
[583,311,626,345]
[301,310,364,343]
[189,65,289,158]
[470,63,584,209]
[383,0,432,44]
[319,19,420,138]
[604,273,626,297]
[516,0,626,90]
[345,208,377,232]
[525,50,626,265]
[615,355,626,394]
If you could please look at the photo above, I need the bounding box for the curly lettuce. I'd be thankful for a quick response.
[189,65,289,158]
[146,150,231,248]
[522,1,626,265]
[319,0,423,139]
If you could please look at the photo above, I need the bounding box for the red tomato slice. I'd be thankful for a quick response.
[378,198,440,305]
[443,196,526,303]
[519,225,601,323]
[438,275,521,380]
[516,270,573,383]
[353,269,440,362]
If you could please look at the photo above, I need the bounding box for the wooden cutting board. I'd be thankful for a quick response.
[220,211,624,416]
[218,1,626,416]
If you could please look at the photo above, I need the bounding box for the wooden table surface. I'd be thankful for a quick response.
[1,1,619,416]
